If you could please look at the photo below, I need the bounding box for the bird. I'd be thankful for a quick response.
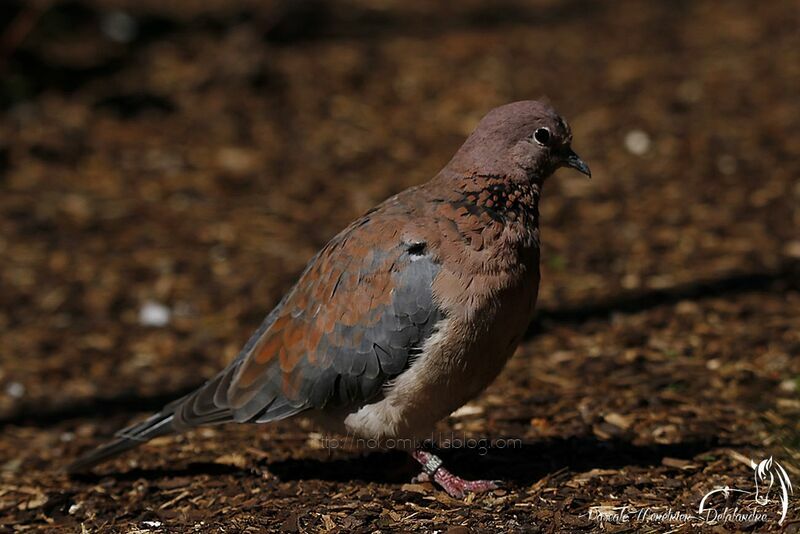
[67,100,591,498]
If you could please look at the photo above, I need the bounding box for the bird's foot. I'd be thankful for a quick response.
[413,470,499,498]
[411,450,500,499]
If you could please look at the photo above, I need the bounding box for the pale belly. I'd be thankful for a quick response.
[337,265,540,443]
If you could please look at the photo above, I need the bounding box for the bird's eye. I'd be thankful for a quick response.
[533,127,551,146]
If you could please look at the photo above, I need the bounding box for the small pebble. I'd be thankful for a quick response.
[624,129,651,155]
[101,11,137,43]
[139,301,171,327]
[779,379,797,393]
[5,382,25,398]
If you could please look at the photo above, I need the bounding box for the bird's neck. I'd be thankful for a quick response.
[446,173,541,227]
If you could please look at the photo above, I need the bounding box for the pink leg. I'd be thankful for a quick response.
[411,450,499,499]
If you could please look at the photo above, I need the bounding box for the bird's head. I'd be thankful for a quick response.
[445,100,591,183]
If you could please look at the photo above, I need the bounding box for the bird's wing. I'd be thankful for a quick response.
[170,200,444,428]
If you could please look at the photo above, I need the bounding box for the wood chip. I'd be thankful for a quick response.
[661,457,697,470]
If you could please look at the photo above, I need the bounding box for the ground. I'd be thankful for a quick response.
[0,0,799,532]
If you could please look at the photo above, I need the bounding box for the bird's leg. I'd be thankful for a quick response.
[410,449,499,499]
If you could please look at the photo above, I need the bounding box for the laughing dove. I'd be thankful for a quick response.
[68,100,590,497]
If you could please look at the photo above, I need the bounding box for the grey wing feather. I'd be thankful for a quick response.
[68,221,443,472]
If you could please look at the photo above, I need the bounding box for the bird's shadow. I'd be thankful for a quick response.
[69,435,727,486]
[267,435,725,485]
[68,461,244,484]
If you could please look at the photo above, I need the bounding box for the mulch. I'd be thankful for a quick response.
[1,0,798,531]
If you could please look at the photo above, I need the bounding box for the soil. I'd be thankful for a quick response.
[0,0,798,532]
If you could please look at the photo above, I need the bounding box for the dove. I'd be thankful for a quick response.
[68,100,590,498]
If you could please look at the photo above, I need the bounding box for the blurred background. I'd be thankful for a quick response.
[0,0,798,531]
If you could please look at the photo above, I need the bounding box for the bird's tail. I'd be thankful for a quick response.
[65,409,176,474]
[66,369,237,473]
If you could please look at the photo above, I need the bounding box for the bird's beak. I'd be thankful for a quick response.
[562,147,591,178]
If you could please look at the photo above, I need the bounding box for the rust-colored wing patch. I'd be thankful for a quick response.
[221,203,443,423]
